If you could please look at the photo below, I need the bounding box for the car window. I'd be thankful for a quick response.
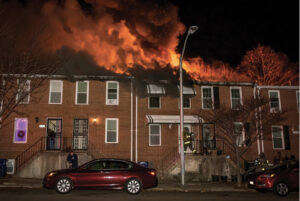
[86,161,106,171]
[105,161,132,170]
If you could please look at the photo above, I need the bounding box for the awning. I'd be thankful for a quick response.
[147,84,165,95]
[146,115,203,124]
[178,85,196,95]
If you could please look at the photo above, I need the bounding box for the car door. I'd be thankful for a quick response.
[73,160,107,187]
[100,160,131,187]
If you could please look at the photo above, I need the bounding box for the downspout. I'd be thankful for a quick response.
[130,79,133,161]
[135,88,138,163]
[254,83,261,155]
[258,87,264,153]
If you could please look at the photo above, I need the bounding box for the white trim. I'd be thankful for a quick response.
[271,125,285,150]
[230,86,242,109]
[75,81,89,105]
[201,86,214,109]
[257,86,299,89]
[268,90,281,113]
[148,95,161,109]
[146,115,203,124]
[106,81,119,105]
[149,124,161,146]
[13,118,28,144]
[105,118,119,143]
[49,80,63,104]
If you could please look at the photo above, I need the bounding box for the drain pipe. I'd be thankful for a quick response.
[135,88,138,163]
[257,87,265,153]
[130,79,133,161]
[253,83,261,155]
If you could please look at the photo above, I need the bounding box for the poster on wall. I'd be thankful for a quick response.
[13,118,28,143]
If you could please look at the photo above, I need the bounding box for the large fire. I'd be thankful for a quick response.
[2,0,248,82]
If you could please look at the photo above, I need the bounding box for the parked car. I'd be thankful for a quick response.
[247,160,299,196]
[43,158,158,194]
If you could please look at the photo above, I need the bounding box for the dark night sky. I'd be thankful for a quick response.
[171,0,299,67]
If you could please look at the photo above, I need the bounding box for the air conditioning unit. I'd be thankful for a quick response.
[6,159,15,174]
[107,99,117,105]
[270,108,280,113]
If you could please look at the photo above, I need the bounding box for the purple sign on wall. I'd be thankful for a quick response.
[14,118,28,143]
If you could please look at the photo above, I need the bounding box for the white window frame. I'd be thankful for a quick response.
[49,80,63,104]
[16,80,30,104]
[271,125,284,150]
[75,81,89,105]
[230,87,242,110]
[105,118,119,143]
[233,122,245,147]
[296,91,299,113]
[106,81,119,105]
[148,96,161,109]
[149,124,161,146]
[201,86,213,109]
[268,90,281,113]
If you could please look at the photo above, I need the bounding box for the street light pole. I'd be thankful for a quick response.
[179,25,198,186]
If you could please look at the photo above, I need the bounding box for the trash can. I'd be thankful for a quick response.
[0,159,7,177]
[138,161,149,168]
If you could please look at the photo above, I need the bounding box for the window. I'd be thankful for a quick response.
[13,118,28,143]
[73,119,88,150]
[202,87,213,109]
[269,90,281,112]
[106,81,119,105]
[234,123,244,147]
[149,124,161,146]
[49,80,63,104]
[76,81,89,104]
[105,118,118,143]
[296,91,299,112]
[230,87,242,109]
[16,80,30,104]
[149,96,160,108]
[183,95,191,109]
[272,126,284,149]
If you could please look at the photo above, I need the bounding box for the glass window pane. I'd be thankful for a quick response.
[77,93,87,104]
[107,131,116,142]
[150,96,160,108]
[270,92,278,99]
[108,82,117,89]
[108,93,117,99]
[273,138,283,149]
[231,89,240,98]
[203,88,211,98]
[78,82,87,93]
[150,125,159,134]
[107,120,116,131]
[150,136,160,145]
[51,82,61,92]
[50,92,61,103]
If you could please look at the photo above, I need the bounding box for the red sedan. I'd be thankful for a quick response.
[247,160,299,196]
[43,158,158,194]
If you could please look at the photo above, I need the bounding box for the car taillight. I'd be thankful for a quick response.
[148,170,156,176]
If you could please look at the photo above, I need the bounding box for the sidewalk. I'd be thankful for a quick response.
[0,177,254,192]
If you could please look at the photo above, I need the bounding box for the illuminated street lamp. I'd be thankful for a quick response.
[179,25,198,186]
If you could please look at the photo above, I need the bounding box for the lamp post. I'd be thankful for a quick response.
[179,25,198,186]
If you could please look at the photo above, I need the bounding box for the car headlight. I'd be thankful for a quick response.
[48,172,56,177]
[260,173,275,178]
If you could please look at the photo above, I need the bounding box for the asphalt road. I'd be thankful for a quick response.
[0,188,298,201]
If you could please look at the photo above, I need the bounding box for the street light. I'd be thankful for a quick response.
[179,25,198,186]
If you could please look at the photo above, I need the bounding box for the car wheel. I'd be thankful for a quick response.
[274,182,289,196]
[125,178,141,195]
[56,177,72,194]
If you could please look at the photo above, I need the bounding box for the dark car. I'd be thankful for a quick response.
[43,158,158,194]
[247,160,299,196]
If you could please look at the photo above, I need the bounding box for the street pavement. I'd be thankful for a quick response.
[0,176,254,192]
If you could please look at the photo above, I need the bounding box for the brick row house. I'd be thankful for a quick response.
[0,75,298,177]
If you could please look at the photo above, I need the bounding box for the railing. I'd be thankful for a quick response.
[15,136,45,173]
[194,140,224,155]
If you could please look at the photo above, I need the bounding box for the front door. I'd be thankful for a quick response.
[178,124,194,153]
[46,119,62,150]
